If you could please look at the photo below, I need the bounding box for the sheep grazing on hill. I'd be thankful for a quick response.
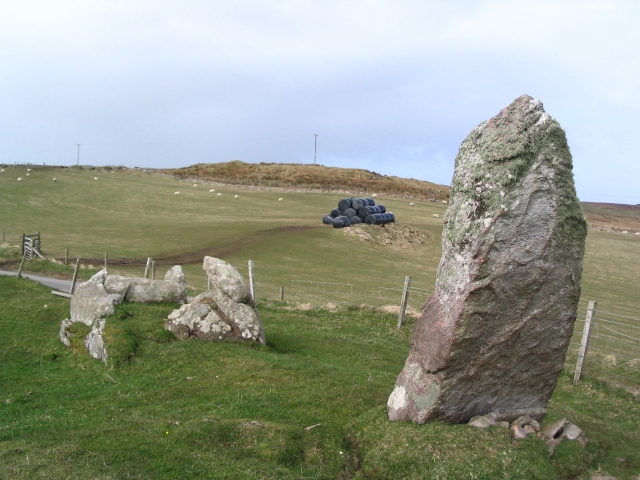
[234,195,239,199]
[0,169,4,173]
[410,202,414,206]
[17,177,22,181]
[278,198,283,201]
[442,200,447,204]
[193,184,197,187]
[432,214,439,218]
[209,189,215,192]
[53,178,57,181]
[94,177,98,180]
[27,168,31,172]
[216,193,222,196]
[26,173,30,177]
[174,191,180,195]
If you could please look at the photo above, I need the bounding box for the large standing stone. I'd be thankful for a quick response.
[388,95,587,424]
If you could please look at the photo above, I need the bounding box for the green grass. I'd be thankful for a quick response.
[2,166,640,478]
[1,277,639,479]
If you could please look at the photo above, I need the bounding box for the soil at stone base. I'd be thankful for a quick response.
[341,223,431,252]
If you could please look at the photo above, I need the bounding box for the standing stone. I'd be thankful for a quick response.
[388,95,587,424]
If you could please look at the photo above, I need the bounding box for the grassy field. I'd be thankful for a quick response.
[1,165,640,478]
[1,277,639,479]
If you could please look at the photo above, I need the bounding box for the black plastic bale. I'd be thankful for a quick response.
[364,213,396,225]
[338,198,352,211]
[349,215,362,224]
[330,208,341,218]
[351,198,365,211]
[378,204,387,213]
[342,207,357,218]
[365,198,375,206]
[333,215,351,228]
[323,214,335,225]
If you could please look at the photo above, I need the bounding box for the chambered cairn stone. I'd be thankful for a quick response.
[388,95,587,424]
[60,266,188,363]
[165,257,266,345]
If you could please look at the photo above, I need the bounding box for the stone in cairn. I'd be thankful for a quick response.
[387,95,587,424]
[323,197,395,228]
[60,266,188,362]
[165,257,266,345]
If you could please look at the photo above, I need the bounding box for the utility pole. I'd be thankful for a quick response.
[76,144,81,166]
[314,133,319,165]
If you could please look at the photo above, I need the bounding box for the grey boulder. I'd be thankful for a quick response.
[166,257,265,345]
[203,256,252,305]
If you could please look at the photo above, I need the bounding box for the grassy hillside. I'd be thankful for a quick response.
[162,161,451,201]
[0,165,446,309]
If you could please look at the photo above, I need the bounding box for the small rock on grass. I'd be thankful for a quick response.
[540,418,566,440]
[510,425,529,439]
[561,422,582,440]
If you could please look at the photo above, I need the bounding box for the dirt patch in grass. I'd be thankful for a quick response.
[342,223,431,252]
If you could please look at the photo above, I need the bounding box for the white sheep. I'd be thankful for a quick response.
[0,169,4,173]
[372,193,377,197]
[174,191,180,195]
[26,173,30,177]
[209,189,215,192]
[27,168,31,172]
[17,177,22,181]
[432,214,439,218]
[216,193,222,196]
[193,184,198,187]
[442,200,447,204]
[410,202,414,206]
[53,178,57,181]
[94,177,98,180]
[278,198,283,201]
[234,195,239,199]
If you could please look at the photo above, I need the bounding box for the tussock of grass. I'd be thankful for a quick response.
[66,322,92,355]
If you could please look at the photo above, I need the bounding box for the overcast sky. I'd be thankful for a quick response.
[1,1,638,203]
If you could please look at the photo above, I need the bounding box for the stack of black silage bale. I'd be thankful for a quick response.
[322,197,395,228]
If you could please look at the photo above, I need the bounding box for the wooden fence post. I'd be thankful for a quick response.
[16,251,27,278]
[21,233,25,256]
[248,260,256,305]
[279,286,284,302]
[397,276,412,328]
[70,258,81,294]
[104,252,107,271]
[144,258,151,279]
[64,247,68,266]
[151,260,156,280]
[574,300,597,383]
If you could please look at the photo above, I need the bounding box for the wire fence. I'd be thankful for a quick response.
[251,273,640,393]
[0,230,24,246]
[565,298,640,395]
